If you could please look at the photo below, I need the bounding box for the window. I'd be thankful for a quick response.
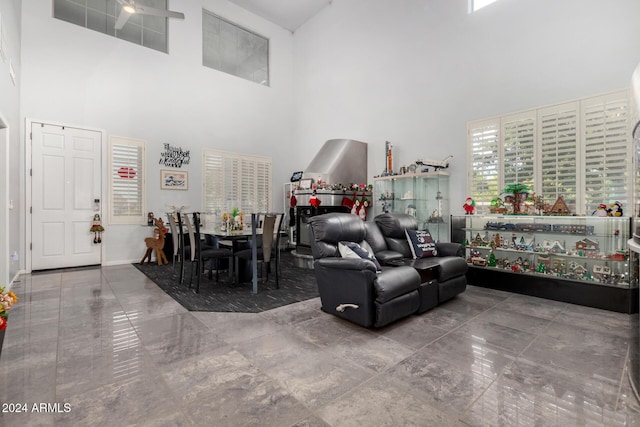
[203,149,272,214]
[202,10,269,86]
[53,0,169,53]
[470,0,501,13]
[109,136,146,224]
[467,90,632,215]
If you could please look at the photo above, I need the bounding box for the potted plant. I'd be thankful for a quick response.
[0,286,19,357]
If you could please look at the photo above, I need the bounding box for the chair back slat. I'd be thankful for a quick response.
[167,213,180,256]
[183,213,196,261]
[261,214,276,263]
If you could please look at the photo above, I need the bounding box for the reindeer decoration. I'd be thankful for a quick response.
[141,217,169,265]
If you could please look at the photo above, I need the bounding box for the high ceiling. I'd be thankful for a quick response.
[226,0,332,32]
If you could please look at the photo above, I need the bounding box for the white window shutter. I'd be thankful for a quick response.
[467,90,631,217]
[109,136,146,225]
[581,91,631,214]
[203,149,272,214]
[538,102,579,212]
[502,112,535,190]
[468,119,500,213]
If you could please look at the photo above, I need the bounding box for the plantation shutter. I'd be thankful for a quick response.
[203,149,272,214]
[109,136,146,225]
[203,151,224,213]
[468,119,500,212]
[502,113,535,190]
[255,160,271,212]
[581,91,631,214]
[538,102,579,212]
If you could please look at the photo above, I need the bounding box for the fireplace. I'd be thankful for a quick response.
[296,205,350,254]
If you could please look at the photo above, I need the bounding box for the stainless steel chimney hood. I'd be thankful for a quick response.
[302,139,368,185]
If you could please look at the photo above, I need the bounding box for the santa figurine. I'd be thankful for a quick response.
[463,197,476,215]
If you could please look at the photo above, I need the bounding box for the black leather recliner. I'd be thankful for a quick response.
[309,213,422,328]
[373,213,468,305]
[308,212,468,328]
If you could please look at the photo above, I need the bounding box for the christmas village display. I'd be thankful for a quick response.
[460,183,629,287]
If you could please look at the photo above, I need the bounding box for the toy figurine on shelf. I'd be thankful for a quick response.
[502,183,531,215]
[609,201,623,217]
[90,214,104,244]
[592,203,609,217]
[463,197,475,215]
[487,251,497,267]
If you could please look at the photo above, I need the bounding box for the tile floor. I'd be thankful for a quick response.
[0,264,639,426]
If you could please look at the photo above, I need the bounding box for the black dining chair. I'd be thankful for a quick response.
[234,212,284,288]
[186,212,234,293]
[166,212,181,268]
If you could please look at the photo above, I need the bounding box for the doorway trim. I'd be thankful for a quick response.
[0,113,9,288]
[25,118,107,273]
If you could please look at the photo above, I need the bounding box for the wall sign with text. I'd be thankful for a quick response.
[159,143,190,168]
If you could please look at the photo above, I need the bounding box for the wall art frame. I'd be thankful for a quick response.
[160,169,188,190]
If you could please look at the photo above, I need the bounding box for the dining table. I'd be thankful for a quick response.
[200,213,263,294]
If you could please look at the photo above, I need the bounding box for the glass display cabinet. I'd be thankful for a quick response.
[452,214,639,313]
[374,171,449,241]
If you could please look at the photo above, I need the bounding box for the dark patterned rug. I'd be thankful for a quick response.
[133,250,319,313]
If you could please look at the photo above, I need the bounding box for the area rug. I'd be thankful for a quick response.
[133,250,319,313]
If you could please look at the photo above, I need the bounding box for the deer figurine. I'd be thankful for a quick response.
[141,217,169,265]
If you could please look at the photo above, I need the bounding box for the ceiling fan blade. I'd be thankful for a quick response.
[114,9,132,30]
[135,5,185,20]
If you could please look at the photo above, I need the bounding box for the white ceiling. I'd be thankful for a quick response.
[226,0,332,32]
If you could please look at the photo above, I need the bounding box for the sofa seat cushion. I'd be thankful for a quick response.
[374,266,420,304]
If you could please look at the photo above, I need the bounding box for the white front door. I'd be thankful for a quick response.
[31,123,102,270]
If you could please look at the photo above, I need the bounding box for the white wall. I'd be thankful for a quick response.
[20,0,294,265]
[0,0,21,284]
[292,0,640,215]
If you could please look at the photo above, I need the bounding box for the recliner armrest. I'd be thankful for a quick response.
[436,242,464,258]
[316,257,378,273]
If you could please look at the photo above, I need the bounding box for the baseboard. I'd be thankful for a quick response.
[102,259,140,266]
[7,269,26,291]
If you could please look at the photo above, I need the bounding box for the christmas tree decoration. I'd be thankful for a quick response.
[488,251,497,267]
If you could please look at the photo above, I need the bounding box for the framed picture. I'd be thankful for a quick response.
[161,169,188,190]
[298,178,313,190]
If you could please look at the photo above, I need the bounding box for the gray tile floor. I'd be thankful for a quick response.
[1,264,639,426]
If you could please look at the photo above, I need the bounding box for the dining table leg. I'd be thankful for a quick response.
[251,213,258,294]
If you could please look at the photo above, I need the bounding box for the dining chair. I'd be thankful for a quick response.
[166,212,180,269]
[235,212,283,289]
[175,211,191,285]
[186,212,234,293]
